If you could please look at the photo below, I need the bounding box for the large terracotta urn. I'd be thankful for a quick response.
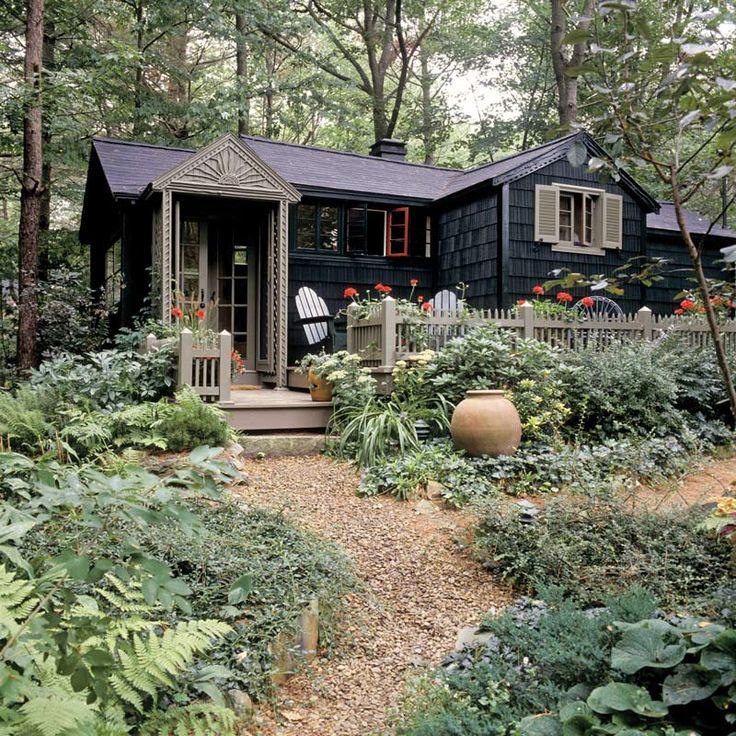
[450,390,521,457]
[307,368,333,402]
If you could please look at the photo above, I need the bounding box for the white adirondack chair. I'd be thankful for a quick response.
[295,286,334,346]
[429,289,460,315]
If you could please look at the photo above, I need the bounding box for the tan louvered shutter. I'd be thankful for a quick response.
[534,185,559,243]
[603,193,623,249]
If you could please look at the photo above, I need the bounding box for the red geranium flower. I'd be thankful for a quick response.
[674,308,684,315]
[343,287,358,299]
[170,307,183,319]
[417,295,425,303]
[580,296,594,308]
[516,299,527,305]
[698,306,706,313]
[374,283,391,293]
[680,299,695,310]
[532,285,545,296]
[195,308,206,319]
[556,291,573,303]
[421,302,433,311]
[410,278,419,287]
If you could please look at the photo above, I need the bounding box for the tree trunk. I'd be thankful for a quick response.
[17,0,45,370]
[671,180,736,421]
[235,12,250,136]
[132,0,145,137]
[550,0,594,128]
[40,19,54,236]
[419,50,434,164]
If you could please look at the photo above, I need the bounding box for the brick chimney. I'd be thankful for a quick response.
[369,139,407,162]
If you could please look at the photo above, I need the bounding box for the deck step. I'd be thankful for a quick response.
[235,434,326,457]
[220,389,332,432]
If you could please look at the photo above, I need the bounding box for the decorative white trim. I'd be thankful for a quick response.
[151,134,301,203]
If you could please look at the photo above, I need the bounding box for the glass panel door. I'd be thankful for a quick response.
[179,218,208,307]
[217,219,258,373]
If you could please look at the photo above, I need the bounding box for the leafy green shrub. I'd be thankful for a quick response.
[37,267,109,358]
[395,588,656,736]
[424,324,570,438]
[30,344,175,414]
[558,341,685,439]
[156,388,231,451]
[358,441,493,505]
[22,479,356,700]
[0,387,53,453]
[542,616,736,735]
[0,449,243,734]
[473,496,731,606]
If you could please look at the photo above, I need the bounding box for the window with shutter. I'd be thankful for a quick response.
[536,183,622,256]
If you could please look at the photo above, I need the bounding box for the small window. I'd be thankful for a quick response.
[346,207,386,255]
[296,205,317,250]
[104,239,122,308]
[296,204,339,251]
[535,184,623,253]
[425,215,432,257]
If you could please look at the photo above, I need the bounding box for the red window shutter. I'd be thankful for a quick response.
[387,207,409,256]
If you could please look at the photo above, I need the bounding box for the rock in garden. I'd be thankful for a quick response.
[455,625,494,650]
[414,500,437,515]
[228,689,254,718]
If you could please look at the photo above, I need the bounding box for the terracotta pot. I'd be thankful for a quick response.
[450,390,521,457]
[307,368,333,402]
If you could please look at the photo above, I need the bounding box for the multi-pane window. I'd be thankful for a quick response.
[104,239,122,308]
[535,184,623,252]
[296,204,338,251]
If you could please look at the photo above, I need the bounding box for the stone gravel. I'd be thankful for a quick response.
[232,454,508,736]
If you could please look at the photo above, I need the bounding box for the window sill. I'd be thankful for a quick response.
[551,242,606,257]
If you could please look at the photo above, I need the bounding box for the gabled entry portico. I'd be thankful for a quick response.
[149,134,301,388]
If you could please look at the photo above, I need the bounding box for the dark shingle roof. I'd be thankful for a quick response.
[647,201,736,240]
[90,130,656,210]
[92,135,461,202]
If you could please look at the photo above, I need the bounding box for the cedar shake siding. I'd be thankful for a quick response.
[507,159,646,313]
[435,193,498,308]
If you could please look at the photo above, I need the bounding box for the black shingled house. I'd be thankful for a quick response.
[80,130,736,388]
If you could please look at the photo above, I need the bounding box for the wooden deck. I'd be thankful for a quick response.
[219,388,332,432]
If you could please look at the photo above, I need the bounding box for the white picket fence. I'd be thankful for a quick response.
[141,328,232,403]
[347,299,736,368]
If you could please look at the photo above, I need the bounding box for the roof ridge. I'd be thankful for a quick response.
[459,132,579,177]
[93,136,196,153]
[241,134,464,173]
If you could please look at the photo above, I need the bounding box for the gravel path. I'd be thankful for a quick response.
[232,455,507,736]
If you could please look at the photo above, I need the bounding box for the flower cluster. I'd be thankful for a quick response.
[341,278,436,320]
[699,495,736,540]
[674,294,733,317]
[231,349,246,376]
[515,285,592,322]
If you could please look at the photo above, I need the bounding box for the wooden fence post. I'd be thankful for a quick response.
[346,304,357,354]
[637,306,653,341]
[144,333,157,354]
[381,297,398,368]
[520,302,535,340]
[178,328,193,388]
[219,330,232,404]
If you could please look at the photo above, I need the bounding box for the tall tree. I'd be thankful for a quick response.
[17,0,45,369]
[549,0,595,128]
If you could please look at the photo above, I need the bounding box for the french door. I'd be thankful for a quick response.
[178,215,259,380]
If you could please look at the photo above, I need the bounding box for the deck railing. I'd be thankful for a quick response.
[346,298,736,369]
[141,328,232,403]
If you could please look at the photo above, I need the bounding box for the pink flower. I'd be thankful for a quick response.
[674,308,684,315]
[410,278,419,287]
[516,299,526,305]
[421,302,433,312]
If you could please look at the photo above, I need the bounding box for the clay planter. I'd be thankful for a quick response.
[450,390,521,457]
[307,368,333,402]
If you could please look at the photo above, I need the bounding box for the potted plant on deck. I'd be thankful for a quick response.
[298,352,333,402]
